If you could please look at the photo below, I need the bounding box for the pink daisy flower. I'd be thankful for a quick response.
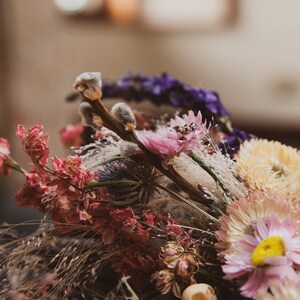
[170,110,206,152]
[223,215,300,298]
[139,111,207,159]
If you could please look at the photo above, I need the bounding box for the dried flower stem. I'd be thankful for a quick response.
[155,183,220,224]
[78,88,212,209]
[41,166,84,192]
[4,159,27,174]
[189,151,233,200]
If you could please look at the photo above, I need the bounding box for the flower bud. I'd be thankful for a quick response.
[73,72,102,101]
[79,102,103,128]
[111,103,136,131]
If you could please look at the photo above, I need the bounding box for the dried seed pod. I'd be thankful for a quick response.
[73,72,102,101]
[111,103,136,131]
[181,283,217,300]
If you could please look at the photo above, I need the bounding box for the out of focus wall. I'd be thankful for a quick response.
[2,1,300,154]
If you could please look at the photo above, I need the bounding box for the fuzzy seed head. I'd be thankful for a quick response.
[73,72,102,101]
[111,103,136,131]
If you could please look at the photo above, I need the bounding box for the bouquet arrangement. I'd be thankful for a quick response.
[0,72,299,300]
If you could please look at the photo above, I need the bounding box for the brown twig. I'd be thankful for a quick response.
[73,73,214,209]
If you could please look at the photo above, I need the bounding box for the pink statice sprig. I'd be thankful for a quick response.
[16,124,50,167]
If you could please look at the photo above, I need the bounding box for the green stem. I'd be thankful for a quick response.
[189,151,232,200]
[155,183,220,224]
[121,277,139,300]
[41,166,83,192]
[86,179,141,189]
[80,93,211,209]
[4,159,27,174]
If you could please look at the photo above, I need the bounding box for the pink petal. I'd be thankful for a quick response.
[290,237,300,250]
[263,256,288,266]
[281,217,296,236]
[222,265,248,279]
[256,218,268,240]
[267,215,281,236]
[240,268,265,298]
[238,235,257,254]
[289,251,300,266]
[195,111,203,125]
[265,264,297,280]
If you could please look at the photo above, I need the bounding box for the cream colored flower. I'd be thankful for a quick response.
[236,139,300,198]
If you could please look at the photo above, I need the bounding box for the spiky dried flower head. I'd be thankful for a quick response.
[97,158,157,206]
[216,190,300,259]
[73,72,102,100]
[152,240,202,298]
[111,102,136,131]
[236,139,300,198]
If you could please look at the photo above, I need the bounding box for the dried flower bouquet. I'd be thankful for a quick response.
[0,72,299,300]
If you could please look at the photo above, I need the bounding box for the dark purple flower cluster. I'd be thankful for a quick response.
[219,128,255,157]
[102,73,254,156]
[102,72,230,124]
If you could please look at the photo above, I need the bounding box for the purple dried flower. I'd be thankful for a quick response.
[102,73,254,156]
[219,128,255,157]
[102,73,230,126]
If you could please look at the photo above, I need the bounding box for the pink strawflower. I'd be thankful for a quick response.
[0,138,11,174]
[16,124,50,166]
[222,215,300,298]
[139,130,180,159]
[139,111,207,159]
[170,110,206,152]
[60,123,83,148]
[52,155,94,188]
[216,190,300,260]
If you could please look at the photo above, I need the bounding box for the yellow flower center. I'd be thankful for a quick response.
[251,236,285,267]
